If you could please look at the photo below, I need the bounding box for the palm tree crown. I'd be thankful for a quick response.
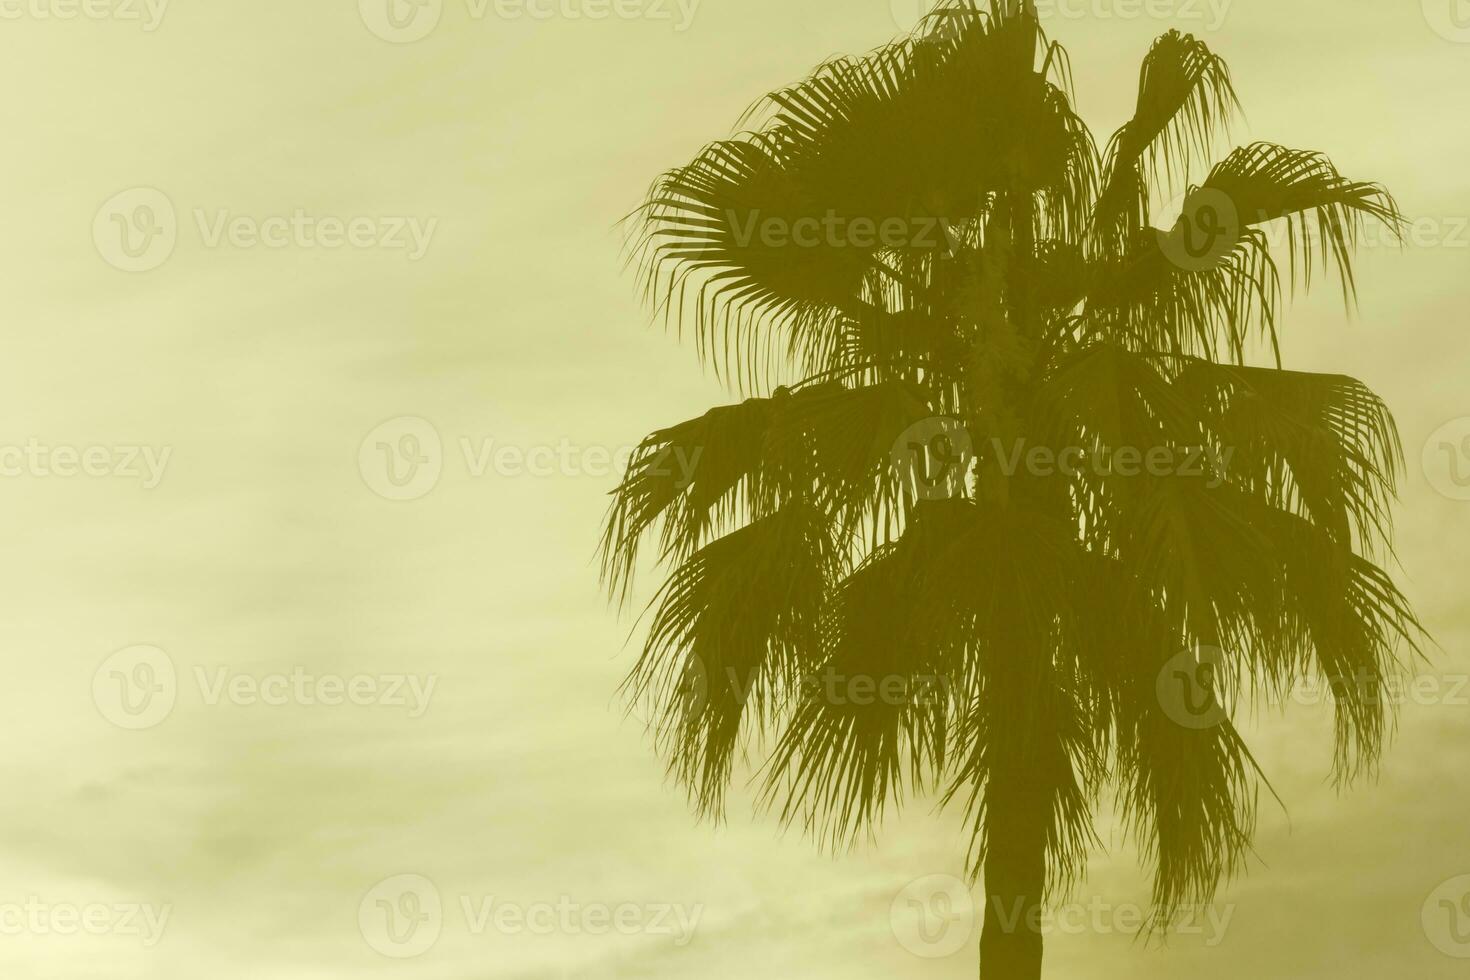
[602,3,1423,976]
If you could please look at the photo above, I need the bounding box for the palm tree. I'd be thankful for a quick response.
[601,3,1424,977]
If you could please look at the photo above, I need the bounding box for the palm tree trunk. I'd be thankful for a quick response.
[978,779,1047,980]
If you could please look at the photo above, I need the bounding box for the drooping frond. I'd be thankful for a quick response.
[759,499,981,848]
[1095,30,1238,237]
[628,503,840,817]
[1084,224,1281,362]
[1174,362,1403,553]
[1118,707,1259,920]
[1197,142,1403,300]
[599,381,936,604]
[1264,509,1423,779]
[630,0,1096,388]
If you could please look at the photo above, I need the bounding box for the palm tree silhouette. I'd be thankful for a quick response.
[602,3,1424,977]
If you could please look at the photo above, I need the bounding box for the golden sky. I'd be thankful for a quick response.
[0,0,1466,976]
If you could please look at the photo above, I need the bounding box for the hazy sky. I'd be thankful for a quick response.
[0,1,1467,977]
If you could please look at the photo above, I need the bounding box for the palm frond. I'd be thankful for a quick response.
[1095,30,1239,237]
[628,503,841,817]
[1196,142,1403,301]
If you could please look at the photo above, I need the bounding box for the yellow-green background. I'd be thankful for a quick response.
[0,0,1466,975]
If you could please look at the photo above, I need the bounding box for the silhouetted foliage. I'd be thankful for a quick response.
[603,3,1423,976]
